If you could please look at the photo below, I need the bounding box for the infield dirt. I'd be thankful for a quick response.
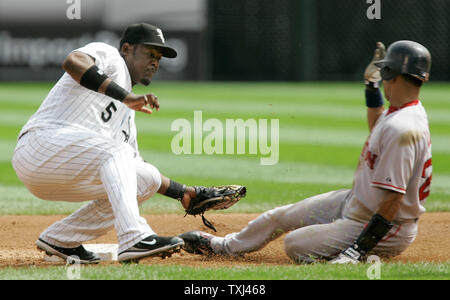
[0,213,449,267]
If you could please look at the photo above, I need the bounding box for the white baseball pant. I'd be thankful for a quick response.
[12,128,162,253]
[210,189,418,263]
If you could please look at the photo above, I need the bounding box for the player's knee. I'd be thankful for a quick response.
[22,185,54,200]
[136,162,162,202]
[284,232,300,258]
[284,231,316,264]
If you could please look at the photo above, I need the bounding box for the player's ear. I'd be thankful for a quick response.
[120,43,134,57]
[392,75,401,84]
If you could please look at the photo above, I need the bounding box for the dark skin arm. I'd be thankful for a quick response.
[62,51,160,114]
[157,175,196,210]
[62,51,96,82]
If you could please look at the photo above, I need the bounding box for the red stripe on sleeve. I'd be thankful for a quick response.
[372,182,406,192]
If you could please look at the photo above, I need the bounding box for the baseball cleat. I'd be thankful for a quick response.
[118,235,184,263]
[36,238,101,264]
[178,231,216,255]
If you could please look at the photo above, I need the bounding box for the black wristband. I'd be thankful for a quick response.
[164,180,186,201]
[355,214,393,254]
[80,65,108,92]
[365,87,384,108]
[105,81,129,102]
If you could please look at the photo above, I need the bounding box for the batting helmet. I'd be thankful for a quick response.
[374,40,431,82]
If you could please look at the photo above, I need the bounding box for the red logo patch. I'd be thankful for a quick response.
[365,150,378,170]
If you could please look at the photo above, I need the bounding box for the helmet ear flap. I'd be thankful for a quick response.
[380,65,396,81]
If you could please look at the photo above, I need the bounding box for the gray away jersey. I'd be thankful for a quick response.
[353,100,432,221]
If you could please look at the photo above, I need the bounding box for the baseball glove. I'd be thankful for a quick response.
[364,41,386,87]
[185,185,246,232]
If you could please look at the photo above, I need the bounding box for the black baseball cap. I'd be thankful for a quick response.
[119,23,177,58]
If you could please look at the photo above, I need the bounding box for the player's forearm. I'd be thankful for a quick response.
[334,189,402,263]
[365,87,385,131]
[367,106,385,131]
[349,190,402,254]
[64,56,130,103]
[157,175,171,195]
[157,174,195,209]
[63,52,157,114]
[375,189,404,222]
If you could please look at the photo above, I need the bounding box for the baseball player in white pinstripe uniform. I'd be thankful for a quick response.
[12,23,209,263]
[179,41,433,264]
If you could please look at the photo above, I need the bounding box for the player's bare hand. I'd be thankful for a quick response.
[123,93,160,114]
[145,93,160,111]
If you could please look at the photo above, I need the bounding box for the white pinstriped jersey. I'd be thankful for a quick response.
[19,42,139,153]
[12,43,164,252]
[353,100,432,221]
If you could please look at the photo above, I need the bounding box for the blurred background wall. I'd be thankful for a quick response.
[0,0,449,82]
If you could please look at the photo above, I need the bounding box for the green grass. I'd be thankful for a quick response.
[1,263,448,280]
[0,81,449,280]
[1,81,449,214]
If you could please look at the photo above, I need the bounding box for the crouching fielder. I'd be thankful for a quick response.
[179,40,433,264]
[12,23,244,264]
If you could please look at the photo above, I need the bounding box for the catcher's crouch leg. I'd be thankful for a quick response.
[13,129,173,255]
[38,159,163,249]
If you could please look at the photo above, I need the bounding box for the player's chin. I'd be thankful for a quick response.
[140,76,152,86]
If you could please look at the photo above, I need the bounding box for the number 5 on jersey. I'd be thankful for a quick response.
[102,102,117,122]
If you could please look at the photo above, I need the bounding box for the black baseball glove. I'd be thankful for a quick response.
[185,185,246,232]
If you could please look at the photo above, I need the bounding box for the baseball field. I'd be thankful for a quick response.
[0,81,449,280]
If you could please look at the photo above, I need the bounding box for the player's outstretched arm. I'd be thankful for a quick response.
[62,51,157,114]
[157,174,195,210]
[364,42,386,131]
[156,174,246,231]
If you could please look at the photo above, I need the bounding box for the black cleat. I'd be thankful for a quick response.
[178,231,216,255]
[118,235,184,263]
[36,238,101,264]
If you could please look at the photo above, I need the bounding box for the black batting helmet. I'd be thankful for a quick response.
[374,40,431,82]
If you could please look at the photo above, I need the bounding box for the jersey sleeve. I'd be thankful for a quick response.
[370,128,416,194]
[72,42,119,78]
